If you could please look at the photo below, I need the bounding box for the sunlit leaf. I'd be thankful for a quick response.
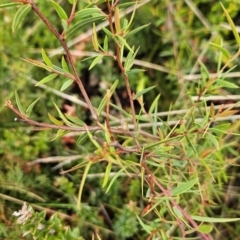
[171,178,198,196]
[216,79,239,88]
[50,1,68,20]
[126,24,150,39]
[89,55,103,70]
[221,3,240,46]
[35,74,58,86]
[61,56,70,73]
[97,80,119,115]
[198,224,213,233]
[26,98,40,117]
[210,42,231,58]
[42,49,53,67]
[48,112,63,126]
[60,79,74,91]
[105,168,124,193]
[15,91,25,115]
[12,4,31,32]
[67,16,106,38]
[102,163,112,188]
[65,114,85,126]
[0,3,22,8]
[191,215,240,222]
[50,129,69,141]
[133,86,156,100]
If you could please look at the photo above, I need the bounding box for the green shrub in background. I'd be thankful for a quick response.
[0,0,240,239]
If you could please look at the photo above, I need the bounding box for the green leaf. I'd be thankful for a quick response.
[61,56,70,73]
[77,161,92,210]
[206,133,219,150]
[210,42,231,58]
[198,224,213,233]
[110,103,131,118]
[133,86,156,100]
[173,206,183,218]
[53,102,73,126]
[21,58,52,72]
[89,55,103,70]
[76,133,89,146]
[26,98,40,117]
[35,73,58,86]
[105,168,124,193]
[51,129,69,141]
[48,112,63,126]
[199,60,210,85]
[75,8,102,20]
[41,49,53,67]
[136,215,154,234]
[126,24,150,39]
[92,23,99,51]
[102,163,112,188]
[148,94,160,115]
[60,79,74,91]
[15,91,25,115]
[85,128,102,151]
[50,1,68,20]
[103,36,108,52]
[12,4,31,32]
[117,35,134,53]
[191,215,240,223]
[67,16,106,38]
[0,3,22,8]
[126,69,145,75]
[61,19,68,32]
[64,114,85,126]
[102,27,115,38]
[171,178,198,196]
[97,80,119,115]
[216,79,239,88]
[221,3,240,46]
[68,0,74,4]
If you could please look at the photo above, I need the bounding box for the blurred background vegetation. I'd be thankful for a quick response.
[0,0,240,239]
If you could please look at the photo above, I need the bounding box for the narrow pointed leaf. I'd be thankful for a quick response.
[89,55,103,70]
[60,79,74,91]
[53,102,73,126]
[61,56,70,73]
[210,42,231,58]
[50,1,68,20]
[191,215,240,223]
[133,86,156,100]
[102,163,112,188]
[26,98,40,117]
[12,4,31,32]
[171,178,198,196]
[48,112,63,126]
[15,91,25,115]
[221,3,240,46]
[117,36,134,53]
[0,3,22,8]
[105,168,124,193]
[126,24,151,39]
[216,79,239,88]
[103,36,108,52]
[65,114,85,126]
[97,80,119,115]
[51,129,69,141]
[42,49,53,67]
[35,74,58,86]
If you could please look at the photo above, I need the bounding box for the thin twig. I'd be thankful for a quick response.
[29,0,98,121]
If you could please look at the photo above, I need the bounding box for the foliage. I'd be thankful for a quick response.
[1,0,240,240]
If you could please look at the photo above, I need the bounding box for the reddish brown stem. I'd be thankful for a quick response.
[28,0,98,121]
